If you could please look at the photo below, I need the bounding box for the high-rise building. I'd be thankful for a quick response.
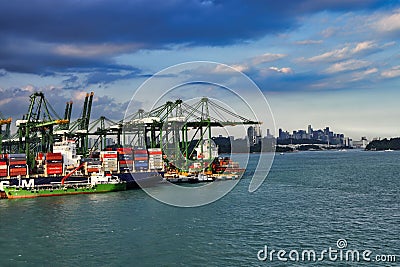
[307,124,313,135]
[247,126,255,145]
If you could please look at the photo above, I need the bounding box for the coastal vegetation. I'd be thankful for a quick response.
[365,138,400,151]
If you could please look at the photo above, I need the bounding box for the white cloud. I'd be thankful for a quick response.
[308,47,350,62]
[231,64,249,72]
[268,67,293,74]
[351,68,378,81]
[305,41,379,63]
[325,60,370,73]
[373,10,400,33]
[295,40,323,45]
[352,41,377,53]
[54,43,138,57]
[321,27,337,38]
[228,52,289,74]
[381,66,400,78]
[252,53,287,65]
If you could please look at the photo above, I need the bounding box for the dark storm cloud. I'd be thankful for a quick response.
[0,86,131,124]
[0,0,390,74]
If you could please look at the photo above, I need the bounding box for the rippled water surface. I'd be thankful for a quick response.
[1,150,399,266]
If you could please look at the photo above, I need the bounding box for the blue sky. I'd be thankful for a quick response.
[0,0,399,140]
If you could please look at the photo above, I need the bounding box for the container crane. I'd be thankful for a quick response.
[0,112,12,153]
[68,92,94,156]
[16,92,68,168]
[122,98,261,172]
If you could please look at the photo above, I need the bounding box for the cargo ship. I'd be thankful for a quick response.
[0,140,164,198]
[3,172,126,199]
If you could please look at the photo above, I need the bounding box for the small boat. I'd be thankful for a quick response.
[384,149,394,152]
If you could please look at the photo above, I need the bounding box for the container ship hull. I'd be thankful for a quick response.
[0,171,164,192]
[4,182,126,199]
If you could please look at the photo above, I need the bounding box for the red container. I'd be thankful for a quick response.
[9,169,27,176]
[46,164,63,174]
[87,168,100,173]
[134,157,148,161]
[117,147,133,153]
[102,154,117,159]
[47,169,63,175]
[148,149,162,155]
[47,166,62,170]
[9,160,27,165]
[118,160,133,165]
[134,150,147,154]
[46,162,63,167]
[46,152,63,160]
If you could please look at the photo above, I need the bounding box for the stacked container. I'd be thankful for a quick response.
[100,151,118,172]
[148,148,163,170]
[45,152,63,175]
[133,147,148,171]
[83,158,102,174]
[118,147,133,172]
[0,155,8,177]
[8,153,27,176]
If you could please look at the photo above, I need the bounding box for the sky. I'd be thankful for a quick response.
[0,0,399,140]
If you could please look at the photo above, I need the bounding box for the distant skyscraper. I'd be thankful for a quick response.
[247,126,255,145]
[308,125,313,135]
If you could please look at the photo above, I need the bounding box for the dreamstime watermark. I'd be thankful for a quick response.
[124,61,276,207]
[257,239,398,263]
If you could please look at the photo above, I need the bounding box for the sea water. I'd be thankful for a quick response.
[0,150,399,266]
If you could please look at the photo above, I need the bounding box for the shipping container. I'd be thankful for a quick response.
[103,159,118,163]
[134,151,147,154]
[134,157,148,161]
[46,152,63,160]
[118,153,133,158]
[46,168,63,174]
[46,159,63,164]
[118,147,133,152]
[87,168,101,173]
[102,159,118,164]
[118,160,133,165]
[9,169,27,176]
[8,154,26,159]
[9,164,27,169]
[101,151,118,159]
[148,149,162,155]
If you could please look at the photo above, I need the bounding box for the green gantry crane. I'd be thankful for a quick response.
[16,92,68,169]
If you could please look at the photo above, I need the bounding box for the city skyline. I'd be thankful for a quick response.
[0,1,399,140]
